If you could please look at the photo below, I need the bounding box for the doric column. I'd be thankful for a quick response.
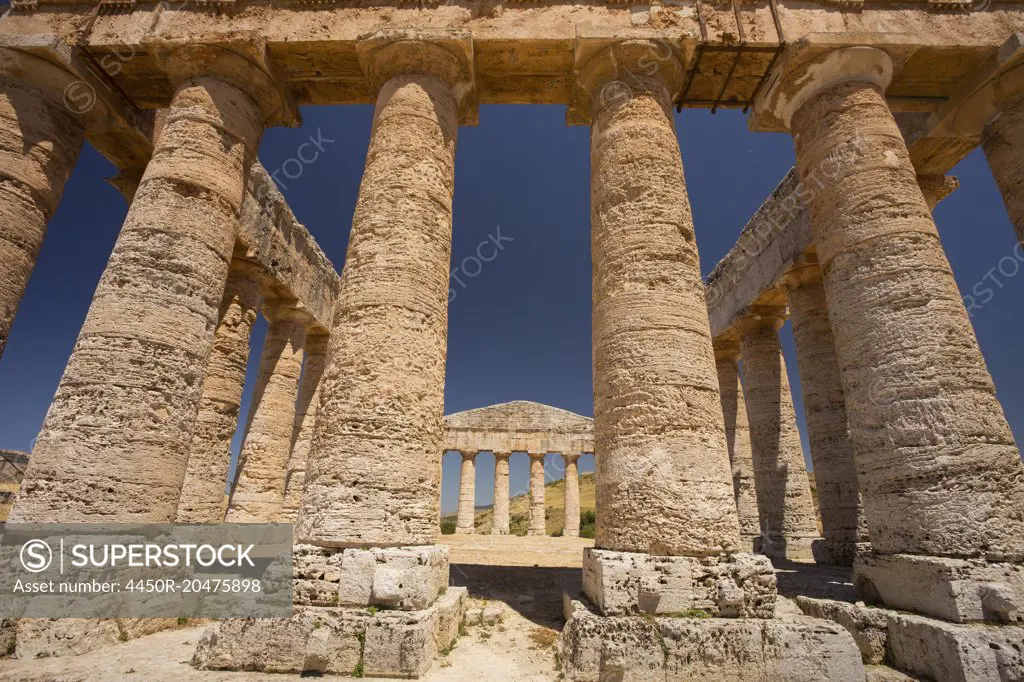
[455,450,478,534]
[176,261,264,523]
[491,452,510,535]
[979,51,1024,246]
[278,333,329,524]
[582,42,740,557]
[562,453,581,538]
[739,308,820,561]
[296,36,474,547]
[226,303,309,522]
[713,340,761,552]
[762,46,1024,618]
[528,452,547,536]
[10,44,293,523]
[785,257,867,566]
[0,49,85,360]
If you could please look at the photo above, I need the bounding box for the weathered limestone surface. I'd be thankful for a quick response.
[226,305,308,523]
[780,46,1024,562]
[280,333,329,524]
[297,36,468,547]
[739,311,820,561]
[491,452,510,536]
[528,452,546,537]
[582,548,777,618]
[0,49,84,360]
[558,598,865,682]
[10,50,269,523]
[585,41,739,557]
[455,451,478,535]
[796,596,889,665]
[563,453,581,538]
[984,91,1024,245]
[713,343,761,552]
[786,259,867,566]
[176,262,263,523]
[444,400,593,455]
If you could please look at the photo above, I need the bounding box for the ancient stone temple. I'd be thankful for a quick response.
[1,1,1023,680]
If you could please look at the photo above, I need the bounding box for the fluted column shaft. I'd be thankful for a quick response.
[176,262,263,523]
[585,43,740,556]
[983,91,1024,245]
[739,313,820,560]
[528,453,546,536]
[455,451,478,534]
[787,262,867,566]
[491,452,510,535]
[0,53,85,359]
[789,61,1024,559]
[714,344,761,551]
[279,333,329,523]
[227,306,308,522]
[297,44,464,547]
[11,66,264,523]
[562,453,581,538]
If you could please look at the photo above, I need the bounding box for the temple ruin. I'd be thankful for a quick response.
[1,0,1024,679]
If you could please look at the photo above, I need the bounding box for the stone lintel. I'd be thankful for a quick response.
[191,588,466,678]
[356,28,477,126]
[854,552,1024,624]
[567,27,692,127]
[582,548,777,618]
[797,596,1024,680]
[558,596,864,681]
[294,544,450,612]
[143,35,300,127]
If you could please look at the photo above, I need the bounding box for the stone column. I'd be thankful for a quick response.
[296,37,472,547]
[176,261,264,523]
[528,452,547,536]
[10,45,291,523]
[562,453,581,538]
[279,333,329,524]
[455,450,478,534]
[785,258,867,566]
[984,91,1024,245]
[739,309,820,562]
[769,46,1024,618]
[0,49,85,360]
[583,42,741,557]
[713,341,761,552]
[226,303,309,523]
[491,452,510,535]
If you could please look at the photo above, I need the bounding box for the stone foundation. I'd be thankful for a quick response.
[854,551,1024,623]
[192,588,466,677]
[797,597,1024,682]
[558,597,864,681]
[582,548,776,618]
[8,617,179,659]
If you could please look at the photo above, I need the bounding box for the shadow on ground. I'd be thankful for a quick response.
[450,563,580,629]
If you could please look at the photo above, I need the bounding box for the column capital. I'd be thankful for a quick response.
[782,253,824,291]
[528,451,547,461]
[561,452,581,464]
[713,339,742,363]
[459,450,479,461]
[144,37,299,127]
[492,451,511,461]
[568,36,686,126]
[916,174,960,210]
[356,28,477,126]
[751,44,893,133]
[737,306,788,334]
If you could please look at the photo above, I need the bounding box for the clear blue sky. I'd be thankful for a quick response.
[1,104,1020,517]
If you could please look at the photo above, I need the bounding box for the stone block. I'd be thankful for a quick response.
[855,551,1024,623]
[482,604,504,625]
[582,548,776,618]
[557,597,864,681]
[192,587,467,678]
[373,565,437,610]
[796,596,889,664]
[464,608,483,626]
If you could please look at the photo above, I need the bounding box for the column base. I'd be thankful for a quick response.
[490,527,509,536]
[754,535,819,563]
[192,589,466,678]
[454,527,474,535]
[811,539,867,567]
[582,548,777,618]
[854,551,1024,623]
[558,596,863,681]
[797,596,1024,681]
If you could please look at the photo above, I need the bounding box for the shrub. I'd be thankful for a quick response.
[440,520,456,535]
